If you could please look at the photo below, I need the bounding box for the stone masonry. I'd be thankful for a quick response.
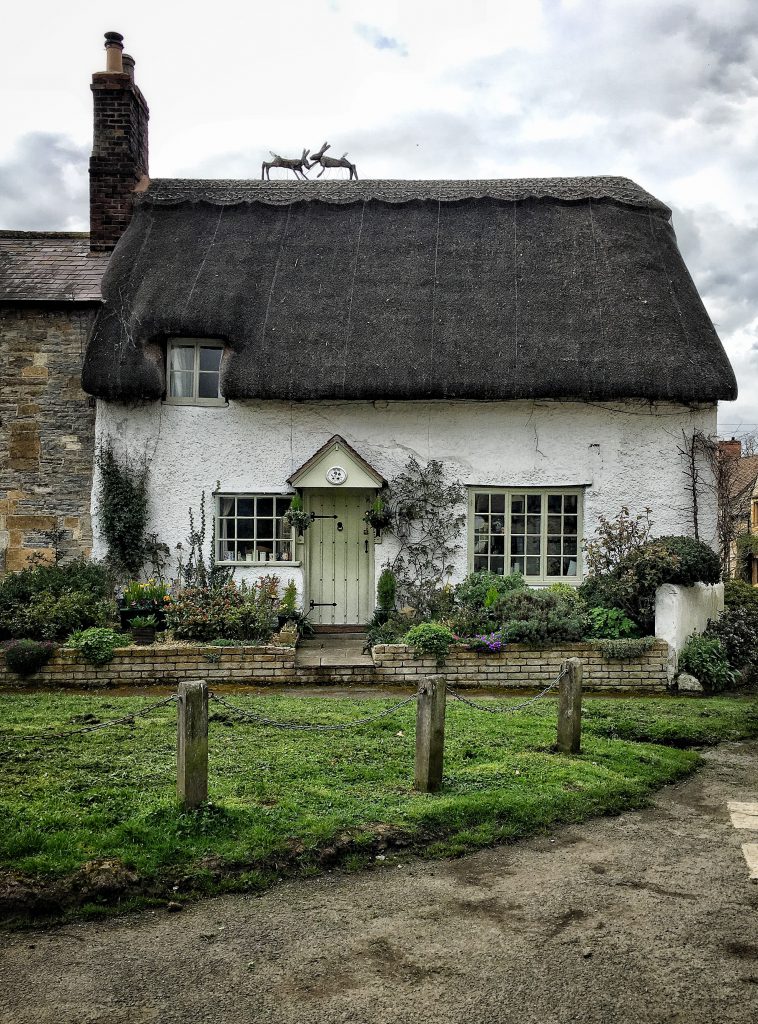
[0,640,670,691]
[0,306,97,571]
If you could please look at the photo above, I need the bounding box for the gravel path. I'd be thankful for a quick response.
[2,741,758,1024]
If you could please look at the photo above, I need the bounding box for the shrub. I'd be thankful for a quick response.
[366,617,408,648]
[223,601,276,644]
[592,637,655,660]
[404,622,456,665]
[584,506,653,575]
[3,639,55,676]
[587,606,641,639]
[0,560,113,641]
[493,589,589,644]
[654,536,721,586]
[706,606,758,678]
[678,635,734,692]
[724,579,758,611]
[66,628,127,665]
[455,570,525,610]
[376,568,397,617]
[167,585,243,641]
[278,580,298,618]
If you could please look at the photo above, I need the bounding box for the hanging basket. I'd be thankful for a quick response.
[284,509,313,537]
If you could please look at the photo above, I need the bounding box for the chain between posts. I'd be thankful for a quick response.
[447,666,567,715]
[2,694,179,744]
[208,690,417,731]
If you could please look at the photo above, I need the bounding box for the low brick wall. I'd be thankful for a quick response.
[372,642,670,692]
[0,640,670,691]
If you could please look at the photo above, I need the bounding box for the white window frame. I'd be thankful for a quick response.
[165,338,226,407]
[215,494,298,566]
[468,487,584,584]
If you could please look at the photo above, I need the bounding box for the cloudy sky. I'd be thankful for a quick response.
[1,0,756,433]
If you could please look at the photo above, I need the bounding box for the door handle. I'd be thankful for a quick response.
[365,539,369,553]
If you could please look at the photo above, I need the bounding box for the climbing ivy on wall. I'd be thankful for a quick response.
[95,440,155,580]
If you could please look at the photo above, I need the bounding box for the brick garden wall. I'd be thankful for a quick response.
[0,641,670,691]
[0,306,98,572]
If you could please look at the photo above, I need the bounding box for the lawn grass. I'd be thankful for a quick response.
[1,690,756,920]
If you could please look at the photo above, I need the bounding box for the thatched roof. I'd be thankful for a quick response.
[82,177,737,403]
[0,232,108,303]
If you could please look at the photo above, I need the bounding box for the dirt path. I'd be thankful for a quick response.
[2,741,758,1024]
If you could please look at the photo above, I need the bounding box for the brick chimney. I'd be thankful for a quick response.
[719,437,742,459]
[89,32,149,252]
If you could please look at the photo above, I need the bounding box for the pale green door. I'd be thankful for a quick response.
[304,490,374,625]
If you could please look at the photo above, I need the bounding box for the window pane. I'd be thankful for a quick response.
[169,371,193,398]
[547,515,562,534]
[564,558,578,577]
[547,537,561,555]
[526,515,541,535]
[258,497,274,517]
[475,494,489,513]
[276,497,292,516]
[547,495,562,513]
[237,498,254,517]
[509,557,523,575]
[219,497,234,516]
[547,556,561,576]
[491,494,505,514]
[200,346,223,371]
[526,557,541,576]
[474,555,488,572]
[198,372,220,399]
[511,536,524,555]
[511,495,525,514]
[564,495,578,514]
[490,535,504,555]
[170,346,195,372]
[526,536,540,555]
[511,515,525,534]
[527,494,541,514]
[237,519,255,540]
[490,556,504,575]
[257,519,274,540]
[491,517,505,535]
[563,537,577,555]
[474,515,488,534]
[563,515,578,536]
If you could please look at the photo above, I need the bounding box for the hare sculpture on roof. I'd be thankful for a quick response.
[261,149,311,181]
[309,142,359,180]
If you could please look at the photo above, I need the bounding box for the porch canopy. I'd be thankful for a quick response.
[82,177,737,404]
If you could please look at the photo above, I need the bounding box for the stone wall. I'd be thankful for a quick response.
[0,306,97,572]
[0,640,669,691]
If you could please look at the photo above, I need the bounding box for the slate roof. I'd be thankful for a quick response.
[730,455,758,502]
[82,177,737,404]
[0,232,108,302]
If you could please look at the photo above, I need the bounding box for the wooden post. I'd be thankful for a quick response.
[415,674,447,792]
[557,657,582,754]
[177,680,208,809]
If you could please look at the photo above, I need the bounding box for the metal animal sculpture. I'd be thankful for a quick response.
[309,142,359,180]
[261,148,311,181]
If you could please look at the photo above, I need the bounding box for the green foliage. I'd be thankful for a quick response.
[584,506,653,575]
[678,635,734,692]
[3,639,55,676]
[654,536,721,586]
[95,441,153,579]
[206,638,238,647]
[65,628,127,665]
[0,560,115,641]
[167,582,275,643]
[366,616,408,648]
[403,622,456,665]
[724,579,758,611]
[377,568,397,615]
[587,606,641,639]
[592,637,655,660]
[283,494,311,534]
[130,614,157,629]
[706,606,758,679]
[387,457,465,616]
[177,492,234,591]
[455,570,526,609]
[452,587,589,644]
[278,580,298,616]
[580,531,721,634]
[121,579,171,609]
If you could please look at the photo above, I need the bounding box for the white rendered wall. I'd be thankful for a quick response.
[91,399,718,599]
[655,582,724,655]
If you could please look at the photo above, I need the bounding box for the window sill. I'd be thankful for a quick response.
[219,561,302,568]
[162,399,228,408]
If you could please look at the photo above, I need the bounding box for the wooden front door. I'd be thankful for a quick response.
[304,490,373,625]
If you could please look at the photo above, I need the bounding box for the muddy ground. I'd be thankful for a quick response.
[2,741,758,1024]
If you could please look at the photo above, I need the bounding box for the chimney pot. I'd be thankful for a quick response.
[104,31,124,73]
[122,53,135,80]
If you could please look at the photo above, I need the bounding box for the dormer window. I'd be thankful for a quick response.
[166,339,225,405]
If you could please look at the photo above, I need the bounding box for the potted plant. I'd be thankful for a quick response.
[130,613,158,646]
[364,495,392,534]
[118,579,172,632]
[283,495,312,536]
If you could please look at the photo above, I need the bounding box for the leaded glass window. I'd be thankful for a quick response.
[471,490,581,581]
[216,495,295,563]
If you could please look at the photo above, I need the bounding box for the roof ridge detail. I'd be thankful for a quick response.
[140,176,670,215]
